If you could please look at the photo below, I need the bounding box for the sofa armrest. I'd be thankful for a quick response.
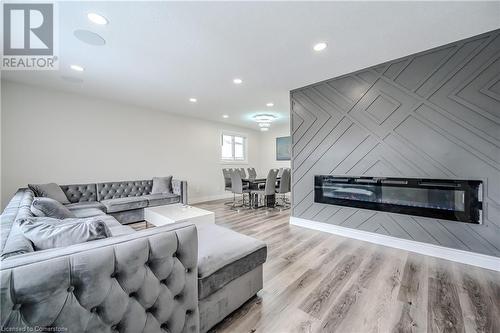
[0,224,199,332]
[172,179,188,204]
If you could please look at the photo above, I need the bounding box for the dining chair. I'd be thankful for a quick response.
[247,167,257,180]
[276,168,291,209]
[230,169,251,210]
[222,169,231,189]
[238,168,247,179]
[254,168,279,209]
[222,169,234,206]
[277,167,284,178]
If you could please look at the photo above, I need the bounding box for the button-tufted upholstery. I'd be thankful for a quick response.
[59,178,187,224]
[97,180,153,201]
[172,180,187,204]
[61,184,98,203]
[0,223,199,333]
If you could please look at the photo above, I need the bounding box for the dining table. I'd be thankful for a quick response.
[242,177,281,208]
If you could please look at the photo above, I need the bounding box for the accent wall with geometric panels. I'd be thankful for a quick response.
[290,29,500,257]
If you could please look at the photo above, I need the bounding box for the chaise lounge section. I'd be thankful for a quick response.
[197,223,266,332]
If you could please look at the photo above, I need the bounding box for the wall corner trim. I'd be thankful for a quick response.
[290,216,500,272]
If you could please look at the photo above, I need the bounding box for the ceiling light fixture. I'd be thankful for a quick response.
[233,78,242,84]
[253,114,276,123]
[70,64,84,72]
[266,102,274,107]
[313,42,327,52]
[259,123,270,128]
[189,98,197,103]
[88,13,108,25]
[222,114,229,119]
[260,128,269,132]
[74,29,106,46]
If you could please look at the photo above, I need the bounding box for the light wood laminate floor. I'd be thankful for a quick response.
[130,200,500,333]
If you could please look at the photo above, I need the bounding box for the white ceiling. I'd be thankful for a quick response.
[3,1,500,129]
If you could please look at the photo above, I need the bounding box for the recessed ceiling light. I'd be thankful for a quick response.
[260,128,269,132]
[189,98,197,103]
[233,78,243,84]
[70,64,84,72]
[259,123,270,128]
[74,29,106,46]
[266,102,274,107]
[222,114,229,119]
[313,42,327,52]
[253,114,276,123]
[88,13,108,25]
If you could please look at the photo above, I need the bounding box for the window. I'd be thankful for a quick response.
[221,132,247,162]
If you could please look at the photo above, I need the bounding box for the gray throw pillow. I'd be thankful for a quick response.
[31,197,76,219]
[152,176,173,194]
[19,217,111,250]
[28,183,70,204]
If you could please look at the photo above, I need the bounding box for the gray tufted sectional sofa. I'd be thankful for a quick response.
[60,178,188,224]
[0,188,198,332]
[0,182,267,333]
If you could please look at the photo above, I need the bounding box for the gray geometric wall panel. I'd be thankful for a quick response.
[290,29,500,257]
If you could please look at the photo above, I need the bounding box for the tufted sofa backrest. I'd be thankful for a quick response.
[97,180,153,201]
[0,223,199,333]
[60,183,98,203]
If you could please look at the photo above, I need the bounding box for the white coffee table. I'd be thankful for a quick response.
[144,204,215,227]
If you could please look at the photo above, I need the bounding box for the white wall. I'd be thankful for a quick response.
[1,81,262,208]
[258,123,291,176]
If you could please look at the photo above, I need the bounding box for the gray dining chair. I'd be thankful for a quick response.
[222,168,231,190]
[276,168,291,209]
[238,168,247,179]
[254,169,279,208]
[222,168,234,206]
[247,167,257,180]
[277,167,284,178]
[230,169,251,209]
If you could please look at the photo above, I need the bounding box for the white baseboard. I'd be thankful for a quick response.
[189,193,233,204]
[290,216,500,272]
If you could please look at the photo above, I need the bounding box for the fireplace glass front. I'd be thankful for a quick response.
[314,176,482,224]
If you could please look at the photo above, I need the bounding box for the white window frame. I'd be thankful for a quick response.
[220,131,248,164]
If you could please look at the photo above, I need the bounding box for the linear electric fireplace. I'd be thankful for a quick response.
[314,176,483,224]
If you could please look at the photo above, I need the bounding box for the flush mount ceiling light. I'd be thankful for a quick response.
[88,13,108,25]
[189,98,197,103]
[253,114,276,123]
[266,102,274,107]
[70,64,84,72]
[313,42,327,52]
[233,78,243,84]
[260,128,269,132]
[74,29,106,46]
[222,114,229,119]
[259,123,270,128]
